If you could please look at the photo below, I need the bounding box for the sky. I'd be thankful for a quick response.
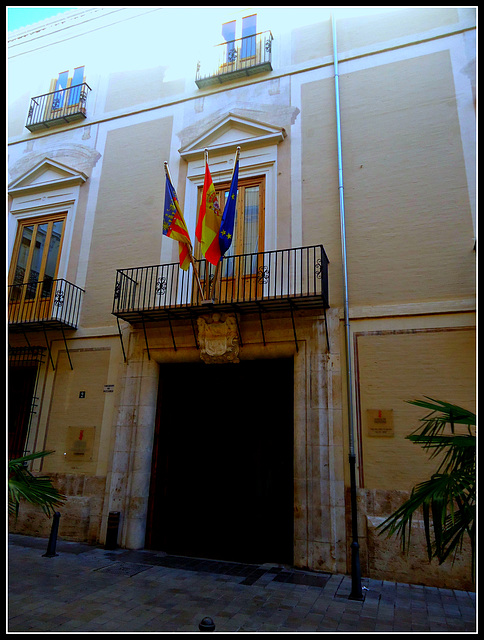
[7,6,407,33]
[7,6,76,32]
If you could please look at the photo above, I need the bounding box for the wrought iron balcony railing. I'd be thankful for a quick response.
[195,31,273,88]
[25,83,91,132]
[8,278,85,331]
[112,245,329,324]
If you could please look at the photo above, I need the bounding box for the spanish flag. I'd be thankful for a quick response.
[163,167,192,270]
[196,155,222,266]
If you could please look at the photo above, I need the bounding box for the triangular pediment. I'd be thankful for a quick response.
[179,113,286,160]
[8,158,88,197]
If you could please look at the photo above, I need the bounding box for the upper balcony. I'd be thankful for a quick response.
[195,31,273,89]
[25,82,91,132]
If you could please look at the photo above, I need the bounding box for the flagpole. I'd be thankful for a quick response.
[204,147,220,300]
[210,146,241,300]
[164,161,205,301]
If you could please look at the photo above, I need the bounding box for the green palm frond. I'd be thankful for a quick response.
[377,399,475,577]
[407,397,475,428]
[8,451,66,518]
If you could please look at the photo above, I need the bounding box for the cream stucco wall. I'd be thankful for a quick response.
[300,50,474,311]
[355,325,475,491]
[82,117,173,328]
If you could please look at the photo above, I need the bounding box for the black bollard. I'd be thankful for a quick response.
[104,511,120,550]
[199,617,215,632]
[43,511,61,557]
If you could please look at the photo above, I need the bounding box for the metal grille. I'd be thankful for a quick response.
[25,83,91,131]
[8,347,46,459]
[112,245,329,323]
[8,278,85,331]
[196,31,273,88]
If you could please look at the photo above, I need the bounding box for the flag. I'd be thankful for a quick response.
[163,170,192,270]
[219,153,239,258]
[196,158,222,266]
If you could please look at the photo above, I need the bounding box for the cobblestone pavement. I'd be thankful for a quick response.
[8,534,476,633]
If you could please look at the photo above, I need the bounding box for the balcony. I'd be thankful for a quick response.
[8,278,85,332]
[112,245,329,352]
[25,83,91,132]
[195,31,273,88]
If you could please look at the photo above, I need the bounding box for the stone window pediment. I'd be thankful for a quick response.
[179,112,286,161]
[175,113,285,263]
[8,157,88,287]
[8,158,88,198]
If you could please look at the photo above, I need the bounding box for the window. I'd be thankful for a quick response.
[197,175,265,260]
[9,213,66,308]
[52,70,69,109]
[51,66,85,110]
[222,20,236,63]
[68,66,86,106]
[221,14,257,63]
[196,176,265,299]
[216,175,264,265]
[241,14,257,59]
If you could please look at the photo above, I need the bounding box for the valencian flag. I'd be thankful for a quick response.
[196,154,222,266]
[163,166,192,270]
[219,148,240,258]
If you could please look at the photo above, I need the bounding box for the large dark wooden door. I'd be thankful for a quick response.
[146,358,294,565]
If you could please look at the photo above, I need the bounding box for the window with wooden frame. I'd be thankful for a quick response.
[8,213,67,315]
[196,175,265,300]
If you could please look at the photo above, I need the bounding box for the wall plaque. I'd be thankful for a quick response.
[367,410,394,437]
[65,426,95,461]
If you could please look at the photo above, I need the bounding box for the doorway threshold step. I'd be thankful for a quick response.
[107,549,331,588]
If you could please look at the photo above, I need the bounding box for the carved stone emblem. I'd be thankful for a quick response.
[197,312,240,364]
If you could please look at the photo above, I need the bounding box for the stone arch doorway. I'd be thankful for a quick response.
[145,358,294,565]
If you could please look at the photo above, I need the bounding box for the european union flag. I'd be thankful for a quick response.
[219,156,239,258]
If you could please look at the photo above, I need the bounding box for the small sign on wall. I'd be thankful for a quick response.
[366,410,394,437]
[65,426,96,461]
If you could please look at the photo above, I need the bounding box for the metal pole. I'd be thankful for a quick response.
[210,146,240,300]
[164,161,204,300]
[331,12,363,601]
[43,511,61,557]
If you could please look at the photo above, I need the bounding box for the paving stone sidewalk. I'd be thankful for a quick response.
[8,534,476,633]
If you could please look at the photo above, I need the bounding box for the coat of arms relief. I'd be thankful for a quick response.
[197,312,240,364]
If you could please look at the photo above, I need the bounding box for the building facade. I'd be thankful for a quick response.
[8,7,476,589]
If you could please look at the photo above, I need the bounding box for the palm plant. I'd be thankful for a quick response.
[8,450,66,518]
[377,398,475,576]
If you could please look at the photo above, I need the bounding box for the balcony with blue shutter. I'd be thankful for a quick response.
[25,82,92,132]
[195,31,273,88]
